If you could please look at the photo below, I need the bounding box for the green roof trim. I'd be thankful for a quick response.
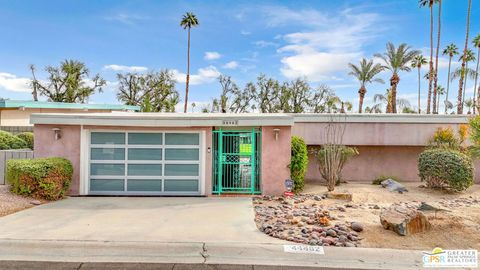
[0,100,140,111]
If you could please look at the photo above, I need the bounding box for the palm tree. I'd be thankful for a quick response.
[373,89,412,113]
[419,0,438,114]
[411,55,428,113]
[460,49,476,105]
[348,58,384,113]
[465,98,475,114]
[436,85,445,111]
[432,0,442,114]
[374,42,420,113]
[457,0,472,114]
[472,34,480,114]
[442,44,459,113]
[180,12,199,113]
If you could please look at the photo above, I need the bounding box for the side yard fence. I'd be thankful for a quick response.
[0,150,34,185]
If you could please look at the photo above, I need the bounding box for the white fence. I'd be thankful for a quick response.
[0,150,34,185]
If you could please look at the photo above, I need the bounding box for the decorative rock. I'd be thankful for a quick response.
[380,204,431,236]
[326,192,353,201]
[30,200,41,206]
[326,229,337,237]
[381,179,408,193]
[351,222,364,232]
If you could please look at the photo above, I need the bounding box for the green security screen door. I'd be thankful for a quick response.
[212,129,261,194]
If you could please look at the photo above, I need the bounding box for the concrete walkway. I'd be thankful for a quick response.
[0,197,279,244]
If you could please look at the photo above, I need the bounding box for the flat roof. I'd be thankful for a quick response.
[30,112,471,127]
[30,113,295,127]
[0,100,140,111]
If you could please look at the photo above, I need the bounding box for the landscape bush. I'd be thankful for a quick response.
[16,132,34,149]
[315,145,358,191]
[427,127,463,150]
[0,130,27,150]
[7,157,73,200]
[290,136,308,193]
[372,175,401,185]
[418,148,474,192]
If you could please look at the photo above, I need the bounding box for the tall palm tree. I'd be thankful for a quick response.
[374,42,420,113]
[457,0,472,114]
[473,34,480,114]
[442,44,459,113]
[180,12,199,113]
[460,49,476,105]
[432,0,442,114]
[436,85,445,111]
[348,58,384,113]
[419,0,438,114]
[411,55,428,113]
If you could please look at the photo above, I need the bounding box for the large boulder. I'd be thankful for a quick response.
[381,179,408,193]
[380,204,431,236]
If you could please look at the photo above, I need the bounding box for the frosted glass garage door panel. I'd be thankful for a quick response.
[165,133,199,145]
[127,164,162,176]
[127,180,162,192]
[90,179,124,191]
[90,164,125,176]
[91,148,125,160]
[128,148,162,160]
[165,149,199,160]
[164,164,199,176]
[164,180,198,192]
[128,133,162,145]
[91,133,125,145]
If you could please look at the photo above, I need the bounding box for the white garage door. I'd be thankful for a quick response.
[88,131,202,195]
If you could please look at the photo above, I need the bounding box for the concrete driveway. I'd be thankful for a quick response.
[0,197,280,244]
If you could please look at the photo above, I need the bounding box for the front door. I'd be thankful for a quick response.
[212,129,260,194]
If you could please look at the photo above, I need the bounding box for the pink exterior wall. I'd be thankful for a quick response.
[261,126,291,195]
[34,124,82,194]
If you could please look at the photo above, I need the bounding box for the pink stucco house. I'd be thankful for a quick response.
[30,113,475,196]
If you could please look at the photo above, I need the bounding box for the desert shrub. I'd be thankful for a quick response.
[290,136,308,193]
[0,130,27,150]
[372,175,401,185]
[418,148,474,192]
[7,157,73,200]
[315,145,358,191]
[428,127,462,150]
[16,132,34,149]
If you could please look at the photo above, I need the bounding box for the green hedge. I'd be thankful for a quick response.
[16,132,34,149]
[7,157,73,200]
[418,148,474,192]
[0,130,27,150]
[290,136,308,193]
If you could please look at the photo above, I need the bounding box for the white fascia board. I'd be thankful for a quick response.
[30,113,295,127]
[292,113,469,124]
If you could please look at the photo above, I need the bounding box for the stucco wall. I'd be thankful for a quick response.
[293,122,466,146]
[261,126,291,195]
[34,124,82,194]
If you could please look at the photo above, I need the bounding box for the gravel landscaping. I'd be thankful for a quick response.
[0,185,45,217]
[253,182,480,250]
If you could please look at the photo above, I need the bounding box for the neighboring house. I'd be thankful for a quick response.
[29,113,477,196]
[0,100,139,133]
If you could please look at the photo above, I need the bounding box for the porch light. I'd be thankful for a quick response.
[273,128,280,141]
[52,128,62,140]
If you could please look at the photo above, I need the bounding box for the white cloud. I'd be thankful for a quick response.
[223,61,240,70]
[104,64,148,72]
[272,7,383,82]
[241,30,251,36]
[253,40,278,48]
[204,51,221,60]
[0,72,31,93]
[173,65,221,85]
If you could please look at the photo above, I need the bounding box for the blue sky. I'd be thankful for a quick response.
[0,0,479,112]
